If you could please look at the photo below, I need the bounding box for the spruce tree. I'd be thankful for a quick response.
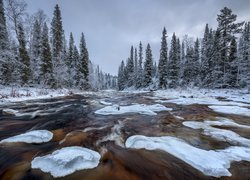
[118,60,125,90]
[67,32,75,87]
[158,27,168,89]
[136,41,144,88]
[144,43,153,87]
[168,33,179,88]
[217,7,244,87]
[40,23,53,87]
[30,20,42,84]
[227,36,238,87]
[51,4,63,58]
[0,0,11,85]
[18,23,31,85]
[78,33,89,89]
[127,46,134,87]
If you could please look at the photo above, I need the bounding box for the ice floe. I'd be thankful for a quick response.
[31,146,101,177]
[125,135,250,177]
[183,119,250,147]
[209,105,250,116]
[0,130,53,144]
[95,104,172,115]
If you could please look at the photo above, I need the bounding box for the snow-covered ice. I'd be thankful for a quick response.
[31,146,101,177]
[99,100,112,105]
[153,89,250,106]
[125,135,250,177]
[183,119,250,147]
[95,104,172,115]
[0,130,53,144]
[209,106,250,116]
[2,108,42,118]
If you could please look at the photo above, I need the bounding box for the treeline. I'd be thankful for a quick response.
[118,7,250,90]
[0,0,117,90]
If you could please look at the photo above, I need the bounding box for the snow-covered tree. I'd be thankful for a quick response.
[217,7,244,87]
[126,46,134,87]
[30,20,42,84]
[136,41,144,88]
[168,33,179,88]
[144,43,153,87]
[77,33,89,89]
[40,22,53,87]
[158,27,168,89]
[17,23,31,85]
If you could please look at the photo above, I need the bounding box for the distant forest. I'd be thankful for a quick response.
[0,0,117,90]
[117,7,250,91]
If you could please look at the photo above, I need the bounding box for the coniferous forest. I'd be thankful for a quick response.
[0,0,117,90]
[117,7,250,91]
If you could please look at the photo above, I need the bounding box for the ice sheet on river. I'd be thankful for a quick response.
[0,130,53,144]
[183,118,250,146]
[209,105,250,116]
[125,135,250,177]
[95,104,172,115]
[31,146,101,177]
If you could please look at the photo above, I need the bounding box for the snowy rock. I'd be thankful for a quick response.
[209,106,250,116]
[0,130,53,144]
[125,135,250,177]
[31,146,101,177]
[95,104,171,116]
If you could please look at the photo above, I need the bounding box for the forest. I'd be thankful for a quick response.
[117,7,250,91]
[0,0,117,90]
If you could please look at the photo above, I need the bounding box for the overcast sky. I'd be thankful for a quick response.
[25,0,250,75]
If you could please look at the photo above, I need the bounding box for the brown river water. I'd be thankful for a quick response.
[0,91,249,180]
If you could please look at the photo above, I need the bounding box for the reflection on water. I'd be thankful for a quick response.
[0,92,249,179]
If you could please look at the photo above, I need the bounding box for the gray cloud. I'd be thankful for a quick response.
[25,0,250,75]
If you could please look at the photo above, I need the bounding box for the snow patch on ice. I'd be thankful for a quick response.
[83,125,108,132]
[0,130,53,144]
[209,106,250,116]
[125,135,250,177]
[99,100,112,105]
[31,146,101,177]
[183,118,250,146]
[95,104,171,115]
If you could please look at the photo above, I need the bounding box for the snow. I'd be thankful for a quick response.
[183,119,250,147]
[31,146,101,177]
[0,130,53,144]
[0,86,72,104]
[99,100,112,105]
[95,104,172,115]
[125,135,250,177]
[153,88,250,106]
[209,106,250,116]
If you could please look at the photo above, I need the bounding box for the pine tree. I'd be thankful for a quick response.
[78,33,89,89]
[40,22,53,87]
[168,33,179,88]
[226,36,238,87]
[136,41,144,88]
[134,47,138,86]
[51,4,63,58]
[0,0,11,85]
[126,46,134,87]
[67,32,75,87]
[192,38,200,85]
[217,7,244,87]
[144,43,153,87]
[158,27,168,89]
[73,45,79,86]
[18,23,31,85]
[118,60,125,90]
[30,20,42,84]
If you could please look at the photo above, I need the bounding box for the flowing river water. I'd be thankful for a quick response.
[0,91,249,180]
